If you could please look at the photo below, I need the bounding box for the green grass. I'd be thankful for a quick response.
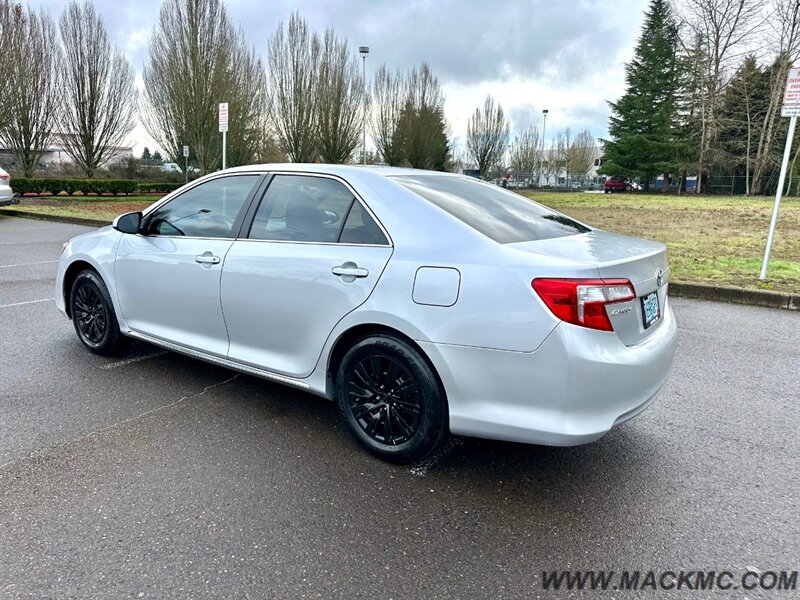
[523,191,800,293]
[2,197,157,222]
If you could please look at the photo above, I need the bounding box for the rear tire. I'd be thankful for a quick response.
[70,270,126,356]
[335,334,448,464]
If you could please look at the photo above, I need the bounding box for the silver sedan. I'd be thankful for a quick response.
[55,165,677,463]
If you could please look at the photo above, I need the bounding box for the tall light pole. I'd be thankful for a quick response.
[540,109,548,187]
[359,45,369,165]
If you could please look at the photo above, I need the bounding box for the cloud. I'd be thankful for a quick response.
[27,0,648,154]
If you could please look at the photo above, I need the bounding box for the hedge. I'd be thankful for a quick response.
[136,182,184,193]
[10,178,184,196]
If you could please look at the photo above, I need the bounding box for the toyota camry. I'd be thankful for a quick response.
[56,164,677,463]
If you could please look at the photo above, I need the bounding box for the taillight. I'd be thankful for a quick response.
[532,278,635,331]
[0,173,9,181]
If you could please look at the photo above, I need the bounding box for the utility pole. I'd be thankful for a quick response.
[539,109,549,187]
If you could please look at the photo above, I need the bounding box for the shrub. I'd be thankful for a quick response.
[11,177,141,196]
[136,181,183,194]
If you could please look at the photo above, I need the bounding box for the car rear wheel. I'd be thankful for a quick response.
[70,270,126,355]
[335,334,448,464]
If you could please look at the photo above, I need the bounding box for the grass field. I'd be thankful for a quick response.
[3,191,798,293]
[524,191,800,293]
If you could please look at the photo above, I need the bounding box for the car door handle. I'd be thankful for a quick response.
[332,263,369,278]
[195,254,220,265]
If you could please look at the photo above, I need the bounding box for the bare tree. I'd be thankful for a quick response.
[0,0,15,130]
[680,0,767,192]
[554,128,575,186]
[571,129,597,184]
[266,12,319,163]
[466,95,509,178]
[316,28,363,163]
[225,39,269,168]
[0,4,59,176]
[370,65,406,166]
[143,0,235,174]
[58,1,137,178]
[406,63,445,111]
[509,125,540,177]
[752,0,800,193]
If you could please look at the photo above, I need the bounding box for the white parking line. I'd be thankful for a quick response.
[0,260,58,269]
[100,351,168,370]
[0,298,53,308]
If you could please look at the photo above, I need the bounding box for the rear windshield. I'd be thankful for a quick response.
[392,175,590,243]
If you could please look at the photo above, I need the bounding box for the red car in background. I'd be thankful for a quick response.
[604,176,628,193]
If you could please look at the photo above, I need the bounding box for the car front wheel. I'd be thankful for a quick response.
[336,334,448,464]
[70,270,126,355]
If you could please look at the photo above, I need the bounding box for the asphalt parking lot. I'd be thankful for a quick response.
[1,215,798,598]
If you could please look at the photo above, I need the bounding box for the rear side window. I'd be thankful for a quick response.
[248,175,355,243]
[340,201,388,245]
[393,175,590,243]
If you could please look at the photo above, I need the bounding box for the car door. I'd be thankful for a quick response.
[115,174,261,356]
[221,173,393,378]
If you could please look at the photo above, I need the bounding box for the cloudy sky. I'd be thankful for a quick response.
[30,0,649,155]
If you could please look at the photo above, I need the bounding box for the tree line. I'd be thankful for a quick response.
[0,0,597,182]
[3,0,791,195]
[0,0,136,177]
[602,0,799,195]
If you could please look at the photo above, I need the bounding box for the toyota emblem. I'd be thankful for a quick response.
[656,268,664,287]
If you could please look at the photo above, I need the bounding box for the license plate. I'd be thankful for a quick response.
[641,291,661,329]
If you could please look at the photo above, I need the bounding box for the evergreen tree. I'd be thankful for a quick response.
[715,56,769,194]
[152,150,163,162]
[600,0,681,191]
[141,146,152,161]
[396,103,450,171]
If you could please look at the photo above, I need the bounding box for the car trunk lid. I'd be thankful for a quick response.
[510,230,670,346]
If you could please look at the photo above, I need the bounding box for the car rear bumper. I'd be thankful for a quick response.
[0,188,14,205]
[418,303,677,446]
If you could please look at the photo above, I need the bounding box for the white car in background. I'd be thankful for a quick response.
[0,167,14,206]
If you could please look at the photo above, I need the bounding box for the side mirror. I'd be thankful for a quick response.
[113,211,142,234]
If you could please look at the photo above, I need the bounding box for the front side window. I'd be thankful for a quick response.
[249,175,356,243]
[145,175,258,238]
[393,174,591,244]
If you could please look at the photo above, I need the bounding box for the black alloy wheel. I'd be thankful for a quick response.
[347,354,422,446]
[70,270,126,355]
[336,334,448,464]
[73,283,107,344]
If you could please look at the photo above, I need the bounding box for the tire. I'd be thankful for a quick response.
[70,269,126,356]
[335,334,448,464]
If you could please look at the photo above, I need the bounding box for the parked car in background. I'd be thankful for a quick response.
[0,167,14,206]
[161,162,182,173]
[56,165,676,464]
[604,176,627,193]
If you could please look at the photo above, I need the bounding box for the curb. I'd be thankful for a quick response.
[0,208,109,228]
[669,282,798,311]
[2,209,798,311]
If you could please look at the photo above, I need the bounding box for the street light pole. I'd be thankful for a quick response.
[540,109,548,187]
[359,46,370,166]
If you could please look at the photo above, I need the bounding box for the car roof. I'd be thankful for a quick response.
[222,163,460,181]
